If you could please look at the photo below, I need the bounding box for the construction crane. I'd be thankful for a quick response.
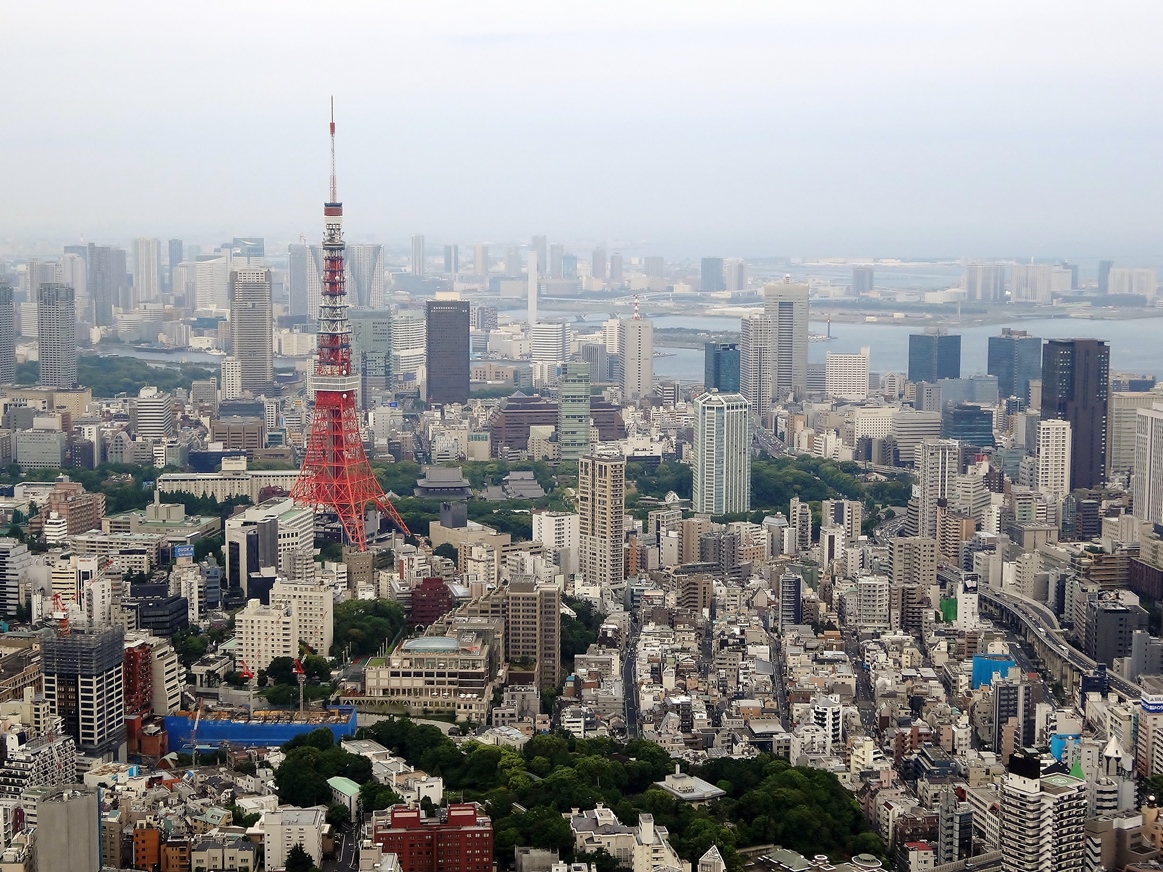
[190,698,205,768]
[293,658,306,714]
[50,593,69,637]
[238,659,254,681]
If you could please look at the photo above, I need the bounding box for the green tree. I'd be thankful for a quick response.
[433,542,459,565]
[284,842,315,872]
[331,599,405,658]
[326,804,351,828]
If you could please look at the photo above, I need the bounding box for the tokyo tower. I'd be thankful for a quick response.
[289,100,410,548]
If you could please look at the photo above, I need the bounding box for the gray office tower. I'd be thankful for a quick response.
[704,343,740,392]
[228,268,273,393]
[288,243,311,317]
[444,244,459,274]
[852,266,874,295]
[1097,260,1113,294]
[36,785,101,872]
[531,236,547,275]
[42,627,126,758]
[1041,338,1110,489]
[167,238,183,292]
[558,362,591,460]
[908,329,961,383]
[987,328,1042,403]
[350,310,393,409]
[86,244,126,326]
[701,257,725,292]
[425,299,470,405]
[37,284,77,388]
[0,283,14,383]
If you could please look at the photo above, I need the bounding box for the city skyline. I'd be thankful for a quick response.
[3,3,1163,257]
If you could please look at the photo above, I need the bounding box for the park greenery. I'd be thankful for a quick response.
[274,719,883,872]
[15,356,215,397]
[330,599,406,659]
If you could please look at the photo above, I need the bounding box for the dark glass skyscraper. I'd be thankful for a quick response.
[1040,338,1109,489]
[942,403,995,448]
[908,329,961,383]
[425,299,470,404]
[987,328,1042,403]
[704,342,740,392]
[1097,260,1113,294]
[0,283,14,384]
[701,257,725,292]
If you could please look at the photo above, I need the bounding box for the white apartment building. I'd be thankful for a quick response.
[914,438,959,539]
[262,807,326,872]
[271,578,334,657]
[531,510,579,561]
[692,391,751,515]
[1036,419,1072,507]
[234,599,297,673]
[1135,403,1163,525]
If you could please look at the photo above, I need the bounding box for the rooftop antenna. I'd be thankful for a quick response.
[329,96,337,203]
[633,294,641,320]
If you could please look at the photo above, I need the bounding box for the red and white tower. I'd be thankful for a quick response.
[290,101,409,548]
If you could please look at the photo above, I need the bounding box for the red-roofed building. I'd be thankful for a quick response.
[370,804,492,872]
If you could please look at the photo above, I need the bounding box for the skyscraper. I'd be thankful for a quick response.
[609,253,624,283]
[37,284,76,389]
[229,268,274,393]
[701,257,725,292]
[964,263,1006,301]
[0,283,14,384]
[86,244,125,326]
[288,243,321,318]
[739,315,772,418]
[473,244,488,277]
[704,343,740,393]
[548,243,564,278]
[998,753,1084,872]
[1040,339,1109,489]
[1036,419,1072,507]
[987,328,1042,403]
[1134,403,1163,525]
[908,328,961,383]
[617,318,653,401]
[527,251,539,326]
[578,452,625,590]
[644,256,665,278]
[132,238,162,304]
[531,236,547,275]
[692,391,751,515]
[167,238,183,293]
[444,244,459,275]
[558,362,591,461]
[913,438,959,539]
[350,310,393,409]
[591,247,607,282]
[824,348,871,401]
[1097,260,1113,294]
[764,280,809,398]
[347,244,385,309]
[411,235,426,276]
[852,266,874,295]
[42,627,126,759]
[425,299,470,404]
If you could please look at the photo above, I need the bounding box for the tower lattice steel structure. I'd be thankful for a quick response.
[290,101,409,547]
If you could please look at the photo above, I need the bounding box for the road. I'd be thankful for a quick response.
[845,631,879,734]
[624,620,640,737]
[324,823,357,872]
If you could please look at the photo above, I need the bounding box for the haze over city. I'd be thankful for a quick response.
[4,1,1162,257]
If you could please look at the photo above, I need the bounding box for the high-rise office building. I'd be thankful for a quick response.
[132,238,161,304]
[692,391,751,515]
[443,244,459,275]
[0,283,14,383]
[86,244,125,326]
[1097,260,1114,294]
[504,246,521,277]
[852,266,874,295]
[913,438,959,539]
[704,343,740,393]
[131,387,175,440]
[530,322,569,364]
[531,236,547,275]
[644,256,665,278]
[701,257,725,292]
[908,328,961,383]
[578,452,625,590]
[965,263,1006,302]
[617,318,653,401]
[764,280,809,398]
[425,299,470,405]
[1040,339,1109,489]
[740,315,772,418]
[548,242,564,278]
[347,244,384,309]
[1107,267,1158,299]
[37,284,77,389]
[1134,403,1163,525]
[1108,391,1156,481]
[36,786,101,872]
[988,328,1042,403]
[1036,419,1072,507]
[591,247,607,282]
[411,235,426,277]
[558,362,591,461]
[527,251,539,326]
[825,348,871,401]
[229,268,273,393]
[42,627,126,758]
[0,538,30,619]
[220,357,242,400]
[287,243,313,317]
[1011,263,1054,304]
[506,578,560,687]
[167,238,183,292]
[350,310,393,409]
[473,244,488,277]
[724,257,746,291]
[609,253,624,283]
[561,254,578,279]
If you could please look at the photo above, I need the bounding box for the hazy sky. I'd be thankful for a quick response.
[3,1,1161,258]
